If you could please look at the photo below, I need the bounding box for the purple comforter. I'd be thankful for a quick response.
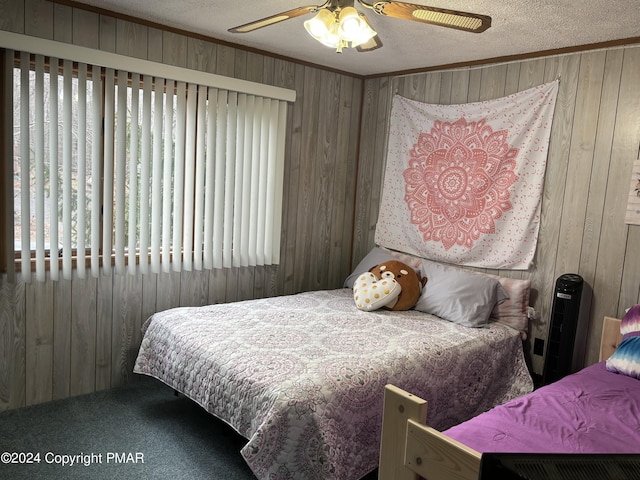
[134,288,533,479]
[444,361,640,453]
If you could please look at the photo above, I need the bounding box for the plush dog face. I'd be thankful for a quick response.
[369,260,427,310]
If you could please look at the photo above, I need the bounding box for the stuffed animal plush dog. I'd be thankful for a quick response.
[354,260,427,311]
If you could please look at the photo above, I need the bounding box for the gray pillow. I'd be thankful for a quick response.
[343,247,397,289]
[414,259,508,327]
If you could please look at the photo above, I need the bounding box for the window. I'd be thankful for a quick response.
[3,36,293,283]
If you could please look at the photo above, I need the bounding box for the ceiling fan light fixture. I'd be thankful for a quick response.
[305,6,377,52]
[305,10,342,49]
[337,7,365,41]
[304,9,334,38]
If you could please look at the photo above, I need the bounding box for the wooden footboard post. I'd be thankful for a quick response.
[378,384,427,480]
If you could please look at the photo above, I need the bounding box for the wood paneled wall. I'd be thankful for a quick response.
[0,0,362,410]
[355,49,640,374]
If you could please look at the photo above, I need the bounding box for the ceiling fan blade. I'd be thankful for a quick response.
[360,1,491,33]
[228,5,320,33]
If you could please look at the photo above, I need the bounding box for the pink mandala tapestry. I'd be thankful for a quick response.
[375,81,559,269]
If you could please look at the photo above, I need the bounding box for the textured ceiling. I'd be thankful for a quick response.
[73,0,640,76]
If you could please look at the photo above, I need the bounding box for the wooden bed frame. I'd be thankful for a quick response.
[378,316,624,480]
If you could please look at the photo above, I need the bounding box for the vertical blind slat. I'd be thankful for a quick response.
[232,93,246,268]
[264,100,278,265]
[161,79,174,272]
[139,75,152,275]
[114,70,128,275]
[150,78,163,273]
[193,84,207,271]
[256,99,270,266]
[240,95,255,268]
[34,55,45,281]
[49,57,59,281]
[223,92,237,268]
[19,51,31,282]
[248,97,263,267]
[182,83,198,271]
[127,73,140,276]
[90,65,102,278]
[203,87,216,270]
[62,59,73,279]
[102,68,115,276]
[76,62,87,279]
[172,81,186,272]
[272,101,288,264]
[213,89,227,269]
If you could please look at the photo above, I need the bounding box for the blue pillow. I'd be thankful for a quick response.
[606,304,640,379]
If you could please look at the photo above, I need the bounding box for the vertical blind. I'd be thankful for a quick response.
[10,49,289,282]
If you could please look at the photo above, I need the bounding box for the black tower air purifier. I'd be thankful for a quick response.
[542,274,584,385]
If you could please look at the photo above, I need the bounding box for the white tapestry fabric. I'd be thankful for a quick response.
[375,81,559,269]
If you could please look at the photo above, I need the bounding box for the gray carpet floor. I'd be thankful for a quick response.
[0,375,379,480]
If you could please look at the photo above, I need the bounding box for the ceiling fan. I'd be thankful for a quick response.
[228,0,491,53]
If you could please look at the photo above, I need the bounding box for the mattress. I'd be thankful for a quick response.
[444,361,640,454]
[134,288,533,479]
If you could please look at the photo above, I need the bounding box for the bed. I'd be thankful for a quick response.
[133,249,534,480]
[378,309,640,480]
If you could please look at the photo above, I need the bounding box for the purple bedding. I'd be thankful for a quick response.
[444,361,640,453]
[134,288,533,479]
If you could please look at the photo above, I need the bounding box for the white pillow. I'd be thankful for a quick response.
[414,259,508,328]
[343,247,397,289]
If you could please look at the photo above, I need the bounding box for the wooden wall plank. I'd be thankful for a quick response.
[450,69,470,103]
[280,62,305,295]
[186,37,217,72]
[52,279,72,399]
[146,26,163,63]
[155,271,181,312]
[179,270,210,307]
[116,19,147,59]
[111,273,142,387]
[294,66,322,293]
[0,279,25,411]
[351,78,381,265]
[71,8,99,49]
[70,274,97,396]
[52,2,72,43]
[310,69,340,291]
[24,0,53,39]
[328,74,360,287]
[98,13,116,53]
[0,0,24,33]
[95,274,113,391]
[162,31,187,68]
[25,278,53,405]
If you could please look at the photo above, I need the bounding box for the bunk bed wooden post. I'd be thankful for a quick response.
[378,384,427,480]
[599,316,623,361]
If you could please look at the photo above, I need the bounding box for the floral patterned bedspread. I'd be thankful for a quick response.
[134,289,533,480]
